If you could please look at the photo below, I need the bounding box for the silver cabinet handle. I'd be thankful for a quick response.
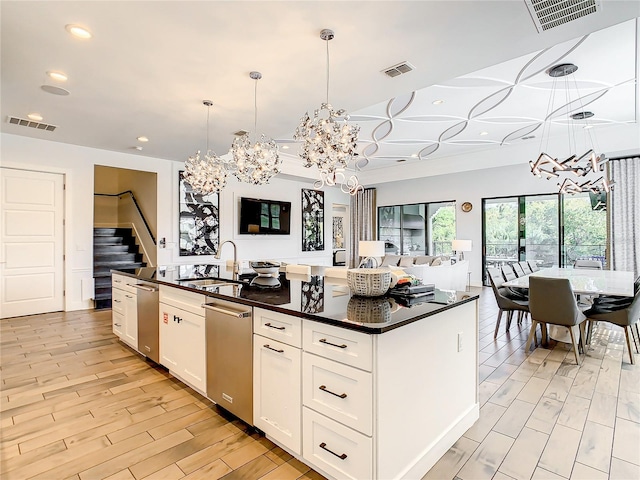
[319,385,347,399]
[319,338,347,349]
[202,304,251,318]
[263,344,284,353]
[264,322,285,330]
[319,442,347,460]
[130,284,157,292]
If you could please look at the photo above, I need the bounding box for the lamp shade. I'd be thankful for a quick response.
[359,240,385,257]
[452,239,472,252]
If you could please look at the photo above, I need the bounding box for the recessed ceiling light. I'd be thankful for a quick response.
[41,85,70,96]
[65,24,92,39]
[432,100,444,105]
[134,146,143,151]
[137,136,149,142]
[27,113,43,121]
[410,153,418,158]
[47,71,68,82]
[583,125,594,130]
[480,131,489,136]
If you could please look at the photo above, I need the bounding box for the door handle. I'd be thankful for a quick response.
[319,338,347,349]
[263,344,284,353]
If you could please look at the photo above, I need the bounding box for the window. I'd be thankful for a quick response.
[482,192,607,284]
[378,201,456,256]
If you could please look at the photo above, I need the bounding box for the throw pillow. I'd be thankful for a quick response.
[399,256,415,267]
[414,255,433,265]
[380,255,401,267]
[430,257,442,266]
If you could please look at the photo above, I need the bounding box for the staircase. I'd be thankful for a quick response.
[93,228,146,309]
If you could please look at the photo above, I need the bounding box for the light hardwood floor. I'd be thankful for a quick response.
[1,289,638,480]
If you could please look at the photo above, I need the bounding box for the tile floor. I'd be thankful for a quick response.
[1,288,638,479]
[423,287,640,480]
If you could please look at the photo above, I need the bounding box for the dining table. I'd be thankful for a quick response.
[502,267,635,297]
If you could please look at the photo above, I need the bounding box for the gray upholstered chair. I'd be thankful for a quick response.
[584,292,640,365]
[513,263,527,277]
[500,264,528,300]
[526,276,587,365]
[527,260,540,272]
[519,261,533,275]
[487,268,529,338]
[574,259,603,269]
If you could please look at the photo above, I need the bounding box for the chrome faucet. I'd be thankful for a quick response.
[215,240,238,278]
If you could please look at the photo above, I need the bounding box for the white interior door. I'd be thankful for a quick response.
[1,168,64,318]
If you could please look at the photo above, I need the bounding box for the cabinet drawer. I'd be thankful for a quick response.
[112,310,124,337]
[254,308,302,347]
[303,321,372,371]
[303,353,372,435]
[159,285,205,316]
[112,273,138,294]
[111,288,125,314]
[303,407,372,480]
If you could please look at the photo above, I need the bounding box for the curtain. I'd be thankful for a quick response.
[349,188,376,268]
[610,156,640,275]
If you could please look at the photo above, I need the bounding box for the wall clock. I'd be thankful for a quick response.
[461,202,473,212]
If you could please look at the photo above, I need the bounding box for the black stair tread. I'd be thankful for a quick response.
[94,245,132,252]
[94,292,112,300]
[94,227,134,235]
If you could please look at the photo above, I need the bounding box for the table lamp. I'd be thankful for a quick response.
[452,239,472,261]
[358,240,385,268]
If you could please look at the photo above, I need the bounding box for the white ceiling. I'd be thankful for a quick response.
[1,1,639,185]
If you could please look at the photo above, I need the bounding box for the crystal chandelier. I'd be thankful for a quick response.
[231,72,281,185]
[529,63,613,195]
[184,100,230,194]
[294,28,363,195]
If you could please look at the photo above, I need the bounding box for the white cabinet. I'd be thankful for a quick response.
[303,407,372,480]
[301,321,373,477]
[253,336,302,454]
[111,273,138,349]
[159,285,206,394]
[253,307,302,455]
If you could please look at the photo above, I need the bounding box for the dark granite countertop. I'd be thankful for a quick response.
[113,265,478,334]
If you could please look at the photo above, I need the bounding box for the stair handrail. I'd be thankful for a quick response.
[95,191,156,244]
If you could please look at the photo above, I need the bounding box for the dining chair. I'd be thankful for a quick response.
[519,261,533,275]
[526,276,587,364]
[513,263,527,277]
[584,276,640,345]
[500,265,529,299]
[574,259,603,269]
[487,268,530,338]
[527,260,540,272]
[584,291,640,365]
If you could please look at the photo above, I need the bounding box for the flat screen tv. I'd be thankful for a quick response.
[239,197,291,235]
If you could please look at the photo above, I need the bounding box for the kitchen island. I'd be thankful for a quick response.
[112,265,479,480]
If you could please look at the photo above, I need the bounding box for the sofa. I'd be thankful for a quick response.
[380,255,469,291]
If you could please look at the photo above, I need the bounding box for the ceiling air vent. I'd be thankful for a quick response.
[382,62,415,78]
[525,0,601,32]
[7,116,57,132]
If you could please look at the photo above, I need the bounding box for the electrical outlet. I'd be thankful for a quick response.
[458,332,464,352]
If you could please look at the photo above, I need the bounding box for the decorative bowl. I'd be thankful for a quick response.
[250,261,280,276]
[346,268,392,297]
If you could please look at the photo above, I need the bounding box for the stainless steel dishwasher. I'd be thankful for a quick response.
[203,299,253,425]
[132,282,159,363]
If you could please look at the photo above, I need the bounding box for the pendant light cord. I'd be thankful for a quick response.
[206,104,210,152]
[326,37,330,105]
[254,78,258,143]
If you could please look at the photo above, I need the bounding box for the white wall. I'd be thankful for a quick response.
[374,163,561,286]
[1,133,349,312]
